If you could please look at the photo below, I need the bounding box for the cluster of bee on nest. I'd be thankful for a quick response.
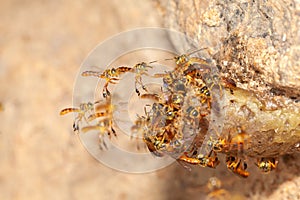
[60,48,279,178]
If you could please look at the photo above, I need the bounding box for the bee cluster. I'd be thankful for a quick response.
[60,49,278,177]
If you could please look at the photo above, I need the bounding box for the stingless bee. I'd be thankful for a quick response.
[60,101,97,132]
[130,61,157,96]
[256,157,278,173]
[226,155,249,178]
[79,97,117,149]
[166,48,211,73]
[82,67,132,98]
[178,150,220,168]
[83,97,116,137]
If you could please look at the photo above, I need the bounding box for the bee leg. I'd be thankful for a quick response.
[103,88,111,98]
[72,122,79,132]
[99,136,108,150]
[135,81,141,96]
[139,76,148,92]
[142,85,147,91]
[103,82,111,98]
[136,137,141,150]
[111,127,117,137]
[106,89,110,97]
[73,116,81,132]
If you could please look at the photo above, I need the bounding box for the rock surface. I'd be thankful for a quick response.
[0,0,299,200]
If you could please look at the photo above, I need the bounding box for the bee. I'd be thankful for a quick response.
[256,157,278,173]
[225,156,249,178]
[153,73,188,109]
[81,67,131,98]
[197,86,211,103]
[138,102,180,156]
[174,50,222,100]
[130,106,152,150]
[0,102,3,112]
[60,102,96,132]
[145,126,173,153]
[87,102,115,122]
[184,105,202,132]
[143,135,164,157]
[166,48,211,74]
[178,150,220,168]
[130,61,156,96]
[81,119,115,150]
[138,109,168,155]
[131,115,148,136]
[83,97,116,138]
[81,118,116,137]
[80,99,116,150]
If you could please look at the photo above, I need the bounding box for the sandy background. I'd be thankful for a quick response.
[0,1,299,200]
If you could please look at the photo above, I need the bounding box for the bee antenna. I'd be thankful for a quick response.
[164,58,175,61]
[149,60,158,64]
[187,47,208,56]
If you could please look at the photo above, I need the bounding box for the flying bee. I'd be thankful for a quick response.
[130,61,157,96]
[81,119,115,150]
[178,150,220,168]
[81,118,116,137]
[83,97,116,138]
[131,115,147,141]
[81,66,131,98]
[60,101,97,132]
[87,102,115,122]
[226,156,249,178]
[256,157,278,173]
[130,105,152,150]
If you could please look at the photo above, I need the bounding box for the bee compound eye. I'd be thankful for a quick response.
[190,109,199,118]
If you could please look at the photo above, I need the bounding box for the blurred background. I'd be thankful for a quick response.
[0,1,299,200]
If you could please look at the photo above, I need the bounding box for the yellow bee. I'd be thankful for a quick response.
[256,157,278,173]
[130,62,156,96]
[178,150,220,168]
[60,102,95,132]
[82,67,132,98]
[226,156,249,178]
